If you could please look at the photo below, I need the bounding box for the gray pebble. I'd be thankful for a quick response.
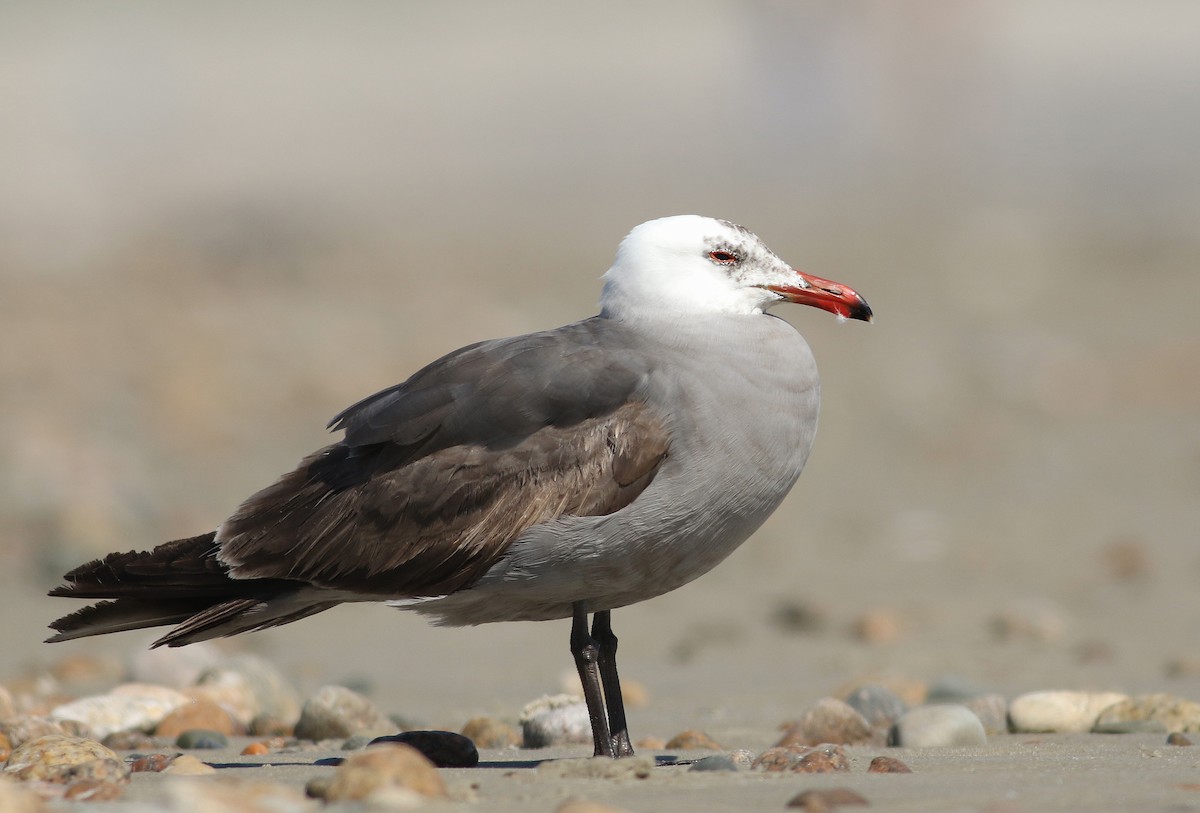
[962,693,1009,735]
[926,676,990,704]
[174,729,228,749]
[727,749,756,769]
[688,754,738,772]
[844,684,907,728]
[293,685,395,742]
[889,704,987,747]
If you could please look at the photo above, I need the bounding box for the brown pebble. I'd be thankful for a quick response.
[63,779,125,802]
[1167,732,1193,746]
[792,745,850,773]
[781,697,873,746]
[304,776,331,799]
[621,680,651,709]
[461,716,520,749]
[101,730,157,750]
[129,753,172,773]
[852,608,905,644]
[324,743,446,801]
[635,736,666,750]
[664,729,722,750]
[155,699,242,737]
[241,741,271,756]
[751,746,798,771]
[868,755,913,773]
[786,787,869,810]
[0,731,11,763]
[4,735,130,785]
[1101,536,1149,580]
[248,714,293,737]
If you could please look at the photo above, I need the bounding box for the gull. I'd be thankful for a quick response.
[47,215,872,758]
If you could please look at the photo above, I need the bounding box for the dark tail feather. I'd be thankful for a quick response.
[47,532,335,646]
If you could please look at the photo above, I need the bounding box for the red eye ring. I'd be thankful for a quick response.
[709,250,738,265]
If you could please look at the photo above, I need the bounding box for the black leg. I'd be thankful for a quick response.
[591,610,635,757]
[570,601,614,758]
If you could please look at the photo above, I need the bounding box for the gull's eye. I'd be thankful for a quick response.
[708,250,739,265]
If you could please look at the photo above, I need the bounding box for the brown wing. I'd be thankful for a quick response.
[216,399,669,596]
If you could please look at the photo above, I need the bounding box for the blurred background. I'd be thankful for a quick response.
[1,1,1197,725]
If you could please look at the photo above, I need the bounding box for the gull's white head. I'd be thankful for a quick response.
[599,215,872,323]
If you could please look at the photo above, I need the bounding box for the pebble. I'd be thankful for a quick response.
[241,741,272,756]
[770,598,828,634]
[156,698,242,737]
[62,779,124,802]
[868,755,913,773]
[192,655,302,727]
[635,736,666,750]
[461,716,520,748]
[664,729,722,750]
[889,704,987,747]
[370,730,479,767]
[1167,732,1193,746]
[50,684,189,740]
[293,685,395,741]
[792,744,851,773]
[1164,656,1200,678]
[3,735,130,785]
[128,753,172,772]
[844,684,908,729]
[175,729,229,749]
[162,754,217,775]
[248,714,293,737]
[340,734,374,750]
[321,743,447,802]
[852,607,906,643]
[925,675,991,704]
[0,732,10,763]
[838,675,927,708]
[786,787,869,811]
[963,694,1010,735]
[520,694,591,748]
[1008,690,1128,733]
[101,730,157,750]
[751,747,800,772]
[1,716,83,748]
[990,597,1068,642]
[779,697,872,747]
[688,754,738,772]
[727,749,756,769]
[1094,694,1200,733]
